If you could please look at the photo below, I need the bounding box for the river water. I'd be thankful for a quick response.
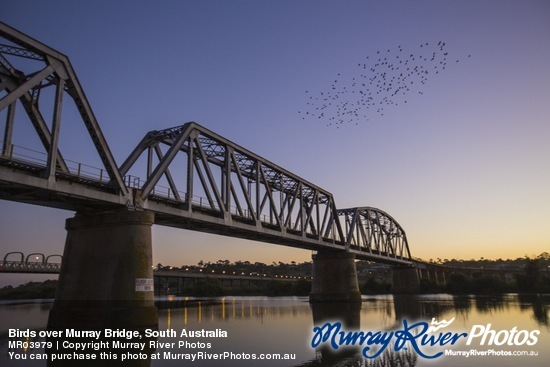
[0,294,548,366]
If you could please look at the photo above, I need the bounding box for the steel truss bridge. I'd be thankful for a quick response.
[0,252,61,274]
[0,22,412,265]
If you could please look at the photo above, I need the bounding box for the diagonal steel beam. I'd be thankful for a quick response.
[0,65,53,110]
[140,126,192,200]
[193,134,225,213]
[193,154,216,210]
[259,164,282,229]
[230,150,257,223]
[153,145,181,202]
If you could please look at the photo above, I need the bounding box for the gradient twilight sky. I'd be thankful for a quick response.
[1,1,549,285]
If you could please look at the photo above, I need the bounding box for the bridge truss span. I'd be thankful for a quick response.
[120,122,349,252]
[0,22,129,211]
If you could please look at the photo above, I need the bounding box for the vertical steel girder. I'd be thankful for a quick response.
[0,22,127,195]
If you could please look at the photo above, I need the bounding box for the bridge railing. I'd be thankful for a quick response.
[2,144,111,184]
[123,174,327,237]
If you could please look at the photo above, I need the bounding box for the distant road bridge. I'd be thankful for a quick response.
[0,22,415,327]
[0,252,62,274]
[0,252,300,297]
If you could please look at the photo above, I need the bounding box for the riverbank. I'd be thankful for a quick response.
[0,280,57,299]
[0,279,313,299]
[3,275,549,300]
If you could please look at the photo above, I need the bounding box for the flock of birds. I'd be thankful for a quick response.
[299,41,470,128]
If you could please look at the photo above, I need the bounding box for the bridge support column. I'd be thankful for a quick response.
[309,250,361,302]
[392,266,420,294]
[48,211,157,330]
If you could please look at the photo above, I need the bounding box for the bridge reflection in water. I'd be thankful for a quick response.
[154,296,418,367]
[38,297,405,367]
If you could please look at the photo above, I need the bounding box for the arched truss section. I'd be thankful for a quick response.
[0,252,62,273]
[337,207,412,261]
[0,22,127,194]
[45,254,62,264]
[3,251,23,262]
[25,252,45,264]
[120,122,345,245]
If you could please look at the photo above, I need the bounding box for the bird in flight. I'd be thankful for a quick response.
[299,41,470,128]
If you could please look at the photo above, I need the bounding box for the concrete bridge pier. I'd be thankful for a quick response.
[48,210,158,330]
[309,250,362,302]
[392,266,420,293]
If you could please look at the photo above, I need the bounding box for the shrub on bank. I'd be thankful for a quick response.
[445,273,472,294]
[419,278,443,293]
[0,280,57,299]
[191,279,225,297]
